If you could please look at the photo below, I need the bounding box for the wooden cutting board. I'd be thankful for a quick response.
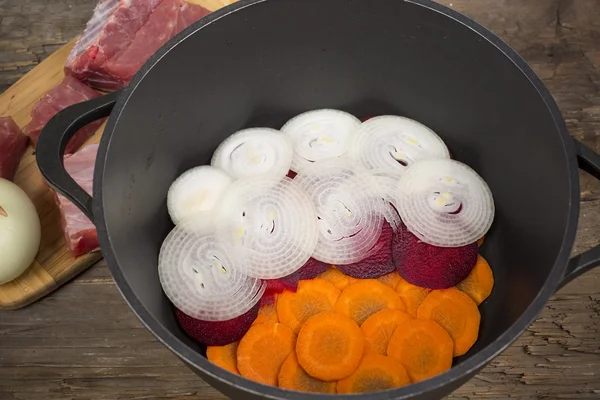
[0,0,233,310]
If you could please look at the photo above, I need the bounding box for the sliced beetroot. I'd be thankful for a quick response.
[336,220,395,279]
[259,292,277,307]
[175,302,259,346]
[261,257,330,300]
[295,257,331,280]
[286,170,297,179]
[392,223,478,289]
[264,277,299,296]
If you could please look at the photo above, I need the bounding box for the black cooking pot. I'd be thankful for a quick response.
[37,0,600,398]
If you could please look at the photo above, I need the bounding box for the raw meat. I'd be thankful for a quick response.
[104,0,211,83]
[66,0,211,91]
[54,144,100,257]
[24,76,104,156]
[65,0,163,91]
[177,0,211,31]
[103,0,184,83]
[0,116,28,181]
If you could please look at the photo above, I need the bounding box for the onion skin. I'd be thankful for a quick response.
[0,178,41,284]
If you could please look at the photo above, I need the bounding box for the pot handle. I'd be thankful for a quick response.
[36,90,122,222]
[559,139,600,289]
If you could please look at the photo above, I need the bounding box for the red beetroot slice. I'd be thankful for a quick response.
[261,257,330,301]
[295,257,331,280]
[175,302,259,346]
[286,170,297,179]
[259,292,277,307]
[392,223,478,289]
[336,220,395,278]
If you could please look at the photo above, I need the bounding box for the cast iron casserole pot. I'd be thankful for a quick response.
[36,0,600,398]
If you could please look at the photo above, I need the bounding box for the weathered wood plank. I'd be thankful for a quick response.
[1,0,600,399]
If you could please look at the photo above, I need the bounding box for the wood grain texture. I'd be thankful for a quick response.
[0,39,103,310]
[0,0,599,399]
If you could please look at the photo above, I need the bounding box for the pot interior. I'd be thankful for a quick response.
[99,0,572,389]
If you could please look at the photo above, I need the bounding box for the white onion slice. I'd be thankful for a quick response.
[349,115,450,171]
[216,177,318,279]
[365,169,404,228]
[281,109,361,174]
[158,213,265,321]
[396,158,495,247]
[295,159,384,264]
[167,166,232,226]
[211,128,293,179]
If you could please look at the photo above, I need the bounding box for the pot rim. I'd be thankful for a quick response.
[94,0,580,398]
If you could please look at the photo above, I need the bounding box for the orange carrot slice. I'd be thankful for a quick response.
[335,279,405,325]
[417,288,480,357]
[237,322,296,385]
[278,352,336,393]
[477,236,485,247]
[277,279,341,334]
[318,266,357,291]
[336,353,411,393]
[207,342,239,375]
[456,254,494,305]
[361,309,412,356]
[296,312,364,381]
[387,319,453,383]
[376,271,403,290]
[395,278,432,317]
[253,297,279,326]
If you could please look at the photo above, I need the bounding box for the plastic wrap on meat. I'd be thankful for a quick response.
[24,76,104,156]
[66,0,211,91]
[54,144,100,257]
[65,0,163,91]
[103,0,182,83]
[0,116,29,181]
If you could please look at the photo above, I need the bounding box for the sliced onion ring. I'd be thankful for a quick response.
[211,128,293,179]
[158,213,265,321]
[396,158,495,247]
[349,115,450,171]
[295,159,384,264]
[281,109,361,174]
[167,166,232,225]
[365,168,404,228]
[216,177,319,279]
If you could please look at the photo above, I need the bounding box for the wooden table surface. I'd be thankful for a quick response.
[1,0,600,399]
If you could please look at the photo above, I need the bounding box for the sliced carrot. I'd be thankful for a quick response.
[277,279,341,334]
[278,352,336,393]
[361,309,412,356]
[335,279,406,325]
[207,342,239,375]
[395,278,432,317]
[376,271,403,290]
[318,266,357,291]
[477,236,485,247]
[456,254,494,305]
[417,288,481,357]
[387,319,453,383]
[336,353,411,393]
[253,297,279,326]
[237,322,296,385]
[296,312,364,381]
